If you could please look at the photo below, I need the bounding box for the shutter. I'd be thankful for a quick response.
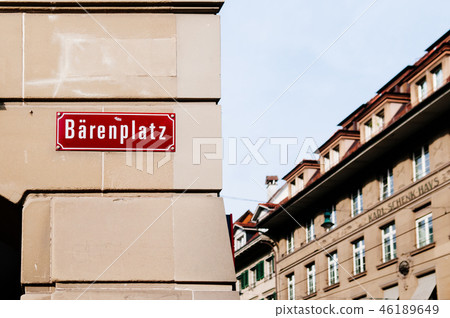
[243,270,248,288]
[260,260,265,280]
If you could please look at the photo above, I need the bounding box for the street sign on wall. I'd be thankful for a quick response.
[56,112,176,152]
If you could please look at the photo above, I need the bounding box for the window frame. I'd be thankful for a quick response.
[235,234,245,250]
[323,152,330,172]
[380,168,394,201]
[351,188,363,217]
[432,64,443,91]
[364,118,373,141]
[250,266,257,288]
[374,109,385,134]
[306,218,315,243]
[352,238,366,275]
[417,77,428,102]
[330,145,340,167]
[381,223,397,263]
[413,145,430,181]
[306,263,316,295]
[415,213,433,249]
[266,256,275,277]
[328,252,339,286]
[286,231,295,254]
[327,205,337,231]
[287,273,295,300]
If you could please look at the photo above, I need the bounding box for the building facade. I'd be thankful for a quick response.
[255,30,450,300]
[0,0,237,300]
[234,210,276,300]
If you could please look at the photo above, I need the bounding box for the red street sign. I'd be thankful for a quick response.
[56,112,175,152]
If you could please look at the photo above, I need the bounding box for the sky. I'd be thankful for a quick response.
[219,0,450,220]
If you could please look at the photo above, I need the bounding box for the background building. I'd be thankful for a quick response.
[238,30,450,300]
[234,210,276,300]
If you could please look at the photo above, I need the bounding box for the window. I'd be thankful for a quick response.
[290,179,296,194]
[417,77,428,102]
[381,223,397,262]
[413,145,430,181]
[351,188,363,217]
[432,65,443,90]
[416,213,433,248]
[328,252,339,286]
[331,145,340,166]
[291,174,304,195]
[250,267,257,287]
[353,238,366,275]
[287,274,295,300]
[306,219,315,243]
[364,118,373,141]
[306,263,316,295]
[374,110,385,133]
[380,168,394,200]
[286,231,295,254]
[297,174,304,191]
[235,235,245,250]
[323,153,330,172]
[327,205,337,231]
[266,292,277,300]
[266,256,275,277]
[238,270,249,290]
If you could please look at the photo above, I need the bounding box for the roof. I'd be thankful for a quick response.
[340,30,450,127]
[234,210,253,224]
[234,221,257,228]
[282,160,320,181]
[317,129,360,153]
[425,29,450,52]
[261,80,450,228]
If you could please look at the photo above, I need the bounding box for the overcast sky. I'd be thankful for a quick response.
[219,0,450,220]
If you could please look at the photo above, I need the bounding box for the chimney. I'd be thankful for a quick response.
[265,176,278,201]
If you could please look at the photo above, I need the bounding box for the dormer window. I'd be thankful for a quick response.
[364,119,373,141]
[290,173,304,196]
[298,174,304,191]
[374,110,384,133]
[417,77,428,102]
[432,65,443,90]
[330,145,340,166]
[323,153,330,172]
[235,234,245,250]
[290,179,296,193]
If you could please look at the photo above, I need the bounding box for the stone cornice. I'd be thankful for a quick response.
[0,1,224,14]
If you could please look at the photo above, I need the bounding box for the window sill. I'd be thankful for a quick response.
[376,258,398,270]
[303,292,317,300]
[348,271,367,282]
[410,242,435,256]
[323,282,340,292]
